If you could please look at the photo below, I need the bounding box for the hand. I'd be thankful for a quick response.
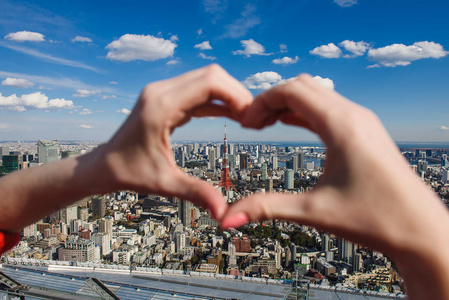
[99,64,253,220]
[220,74,449,299]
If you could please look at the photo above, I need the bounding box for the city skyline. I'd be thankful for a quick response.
[0,0,449,141]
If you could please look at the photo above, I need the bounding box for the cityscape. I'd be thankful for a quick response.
[1,126,448,299]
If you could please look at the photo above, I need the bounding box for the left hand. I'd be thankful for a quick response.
[99,64,253,220]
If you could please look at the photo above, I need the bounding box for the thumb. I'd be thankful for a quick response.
[221,191,329,230]
[166,169,228,221]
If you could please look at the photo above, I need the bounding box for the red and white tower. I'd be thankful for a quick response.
[218,122,238,194]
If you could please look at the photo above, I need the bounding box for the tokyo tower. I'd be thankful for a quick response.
[218,122,238,193]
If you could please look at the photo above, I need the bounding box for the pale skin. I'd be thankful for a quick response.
[220,74,449,300]
[0,65,447,299]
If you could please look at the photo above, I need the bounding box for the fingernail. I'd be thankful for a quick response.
[221,212,249,230]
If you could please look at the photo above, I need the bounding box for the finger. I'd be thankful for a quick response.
[162,169,228,221]
[192,103,238,121]
[242,74,352,143]
[220,190,336,230]
[173,64,253,116]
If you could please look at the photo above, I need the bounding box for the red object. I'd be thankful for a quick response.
[0,231,21,256]
[218,122,238,193]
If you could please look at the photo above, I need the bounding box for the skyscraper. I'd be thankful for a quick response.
[272,156,278,170]
[292,155,298,172]
[240,152,248,170]
[208,148,216,170]
[178,200,193,227]
[219,123,237,193]
[338,238,353,263]
[284,169,294,190]
[297,151,304,170]
[2,155,20,173]
[38,140,60,164]
[91,197,106,218]
[261,163,268,181]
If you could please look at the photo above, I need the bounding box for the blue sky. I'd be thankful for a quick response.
[0,0,449,142]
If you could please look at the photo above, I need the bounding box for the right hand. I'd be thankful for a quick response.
[221,74,449,265]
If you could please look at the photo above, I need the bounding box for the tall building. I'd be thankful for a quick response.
[178,200,193,227]
[297,151,305,170]
[352,253,363,272]
[98,216,114,235]
[239,152,248,170]
[91,197,106,218]
[284,169,294,190]
[272,156,278,170]
[178,148,185,167]
[321,234,330,252]
[175,232,186,253]
[292,155,298,172]
[231,237,251,252]
[0,146,9,164]
[208,148,216,170]
[2,155,20,173]
[38,140,60,164]
[91,233,111,256]
[338,238,353,263]
[261,163,268,181]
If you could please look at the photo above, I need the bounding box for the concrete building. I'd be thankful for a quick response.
[38,140,60,164]
[58,238,95,262]
[284,169,294,190]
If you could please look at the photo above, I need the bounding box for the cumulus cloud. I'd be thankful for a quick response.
[4,31,45,42]
[0,92,74,111]
[243,72,335,91]
[194,41,212,50]
[79,108,92,115]
[117,108,131,115]
[310,43,342,58]
[197,28,203,36]
[368,41,448,67]
[339,40,371,57]
[439,126,449,131]
[79,124,93,129]
[232,39,271,57]
[73,89,100,98]
[272,56,299,65]
[199,53,216,60]
[243,71,283,90]
[105,34,177,62]
[280,44,288,53]
[222,4,260,38]
[312,76,335,89]
[1,77,34,88]
[71,36,92,43]
[334,0,358,7]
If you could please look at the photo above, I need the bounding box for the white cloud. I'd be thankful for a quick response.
[0,42,100,72]
[310,43,342,58]
[312,76,335,90]
[222,4,260,38]
[334,0,358,7]
[339,40,371,57]
[194,41,212,50]
[79,108,92,115]
[232,39,271,57]
[439,126,449,131]
[199,53,216,60]
[366,64,380,69]
[102,95,117,100]
[203,0,228,14]
[71,36,92,43]
[243,71,334,91]
[105,34,177,62]
[170,35,179,42]
[79,124,93,129]
[1,77,34,88]
[272,56,299,65]
[0,92,74,111]
[4,31,45,42]
[243,71,284,90]
[73,89,100,98]
[0,70,116,94]
[117,108,131,115]
[367,41,448,67]
[109,81,118,85]
[279,44,288,53]
[166,59,180,65]
[197,28,203,36]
